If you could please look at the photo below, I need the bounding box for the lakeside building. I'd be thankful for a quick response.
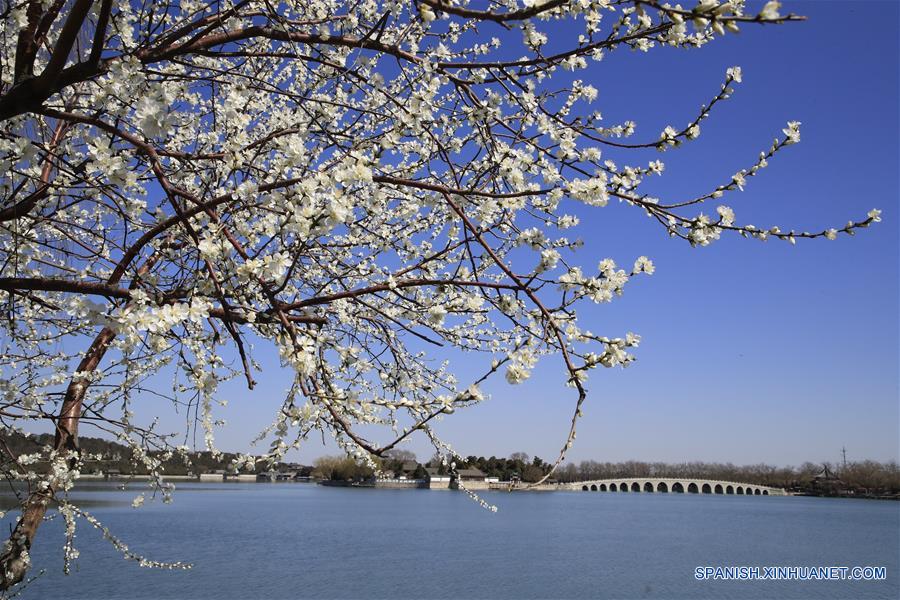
[199,470,225,481]
[425,467,451,489]
[425,466,499,490]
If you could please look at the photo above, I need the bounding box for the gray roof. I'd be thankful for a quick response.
[425,466,485,478]
[456,468,486,478]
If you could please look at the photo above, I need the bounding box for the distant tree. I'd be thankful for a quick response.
[509,452,531,465]
[312,456,340,481]
[380,448,417,476]
[557,463,579,483]
[313,455,374,481]
[797,462,823,484]
[521,465,545,483]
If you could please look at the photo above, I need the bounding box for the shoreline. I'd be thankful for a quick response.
[45,478,900,500]
[6,473,896,501]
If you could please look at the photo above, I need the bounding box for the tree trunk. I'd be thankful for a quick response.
[0,326,115,590]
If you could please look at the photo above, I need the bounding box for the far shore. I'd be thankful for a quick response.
[3,474,895,501]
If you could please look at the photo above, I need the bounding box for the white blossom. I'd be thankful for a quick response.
[782,121,802,145]
[760,1,782,20]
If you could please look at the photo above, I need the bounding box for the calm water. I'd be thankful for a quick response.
[2,482,897,599]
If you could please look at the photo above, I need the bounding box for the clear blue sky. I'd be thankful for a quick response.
[129,1,898,468]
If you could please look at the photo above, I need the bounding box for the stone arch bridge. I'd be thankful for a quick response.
[566,478,786,496]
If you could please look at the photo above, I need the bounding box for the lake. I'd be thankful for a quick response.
[3,482,898,599]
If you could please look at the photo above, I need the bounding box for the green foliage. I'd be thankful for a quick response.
[447,453,553,482]
[312,455,374,481]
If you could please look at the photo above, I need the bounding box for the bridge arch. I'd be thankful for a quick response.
[590,484,597,491]
[672,482,684,493]
[631,482,641,492]
[754,489,761,495]
[726,485,734,494]
[600,483,607,492]
[736,486,744,494]
[701,483,712,494]
[643,482,654,492]
[763,490,768,496]
[609,483,617,492]
[714,484,723,494]
[688,483,699,494]
[620,482,628,492]
[657,482,668,493]
[582,485,589,491]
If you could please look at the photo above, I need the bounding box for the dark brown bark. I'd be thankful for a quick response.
[0,327,114,590]
[12,1,44,83]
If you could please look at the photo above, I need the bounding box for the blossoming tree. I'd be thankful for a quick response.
[0,0,880,589]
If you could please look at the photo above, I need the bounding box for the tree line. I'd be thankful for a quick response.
[441,453,554,483]
[312,450,900,493]
[1,432,281,477]
[311,451,555,483]
[8,431,896,494]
